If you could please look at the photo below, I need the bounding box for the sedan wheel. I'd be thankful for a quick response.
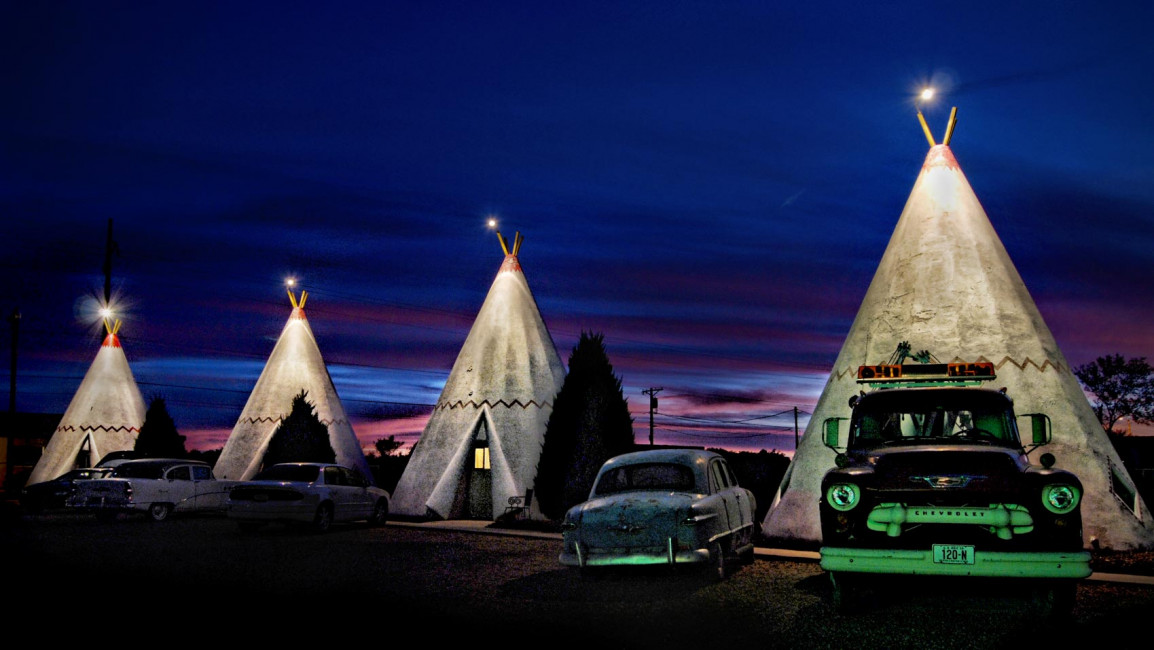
[313,502,334,533]
[148,503,172,522]
[368,499,389,527]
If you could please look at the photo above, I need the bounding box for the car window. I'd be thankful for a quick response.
[710,462,729,493]
[341,467,367,487]
[594,463,697,496]
[324,466,341,485]
[724,462,740,488]
[168,466,191,481]
[252,465,320,482]
[191,466,211,481]
[114,463,168,479]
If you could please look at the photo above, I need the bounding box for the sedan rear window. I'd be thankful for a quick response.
[252,465,321,483]
[594,463,696,496]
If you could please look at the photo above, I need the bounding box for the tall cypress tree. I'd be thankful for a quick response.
[134,397,187,458]
[262,390,336,468]
[536,332,634,519]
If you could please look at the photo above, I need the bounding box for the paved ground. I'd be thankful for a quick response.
[3,514,1153,647]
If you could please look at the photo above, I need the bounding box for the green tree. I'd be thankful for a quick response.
[1074,354,1154,435]
[536,332,634,519]
[262,390,336,468]
[374,435,403,457]
[134,397,187,458]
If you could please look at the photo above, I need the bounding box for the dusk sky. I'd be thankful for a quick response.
[4,2,1153,455]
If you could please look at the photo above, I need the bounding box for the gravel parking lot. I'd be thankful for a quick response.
[3,514,1152,647]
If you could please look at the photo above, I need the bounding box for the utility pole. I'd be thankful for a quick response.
[102,218,119,335]
[642,387,662,446]
[102,218,117,306]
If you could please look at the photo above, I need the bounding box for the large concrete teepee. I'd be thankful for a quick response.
[763,109,1154,550]
[392,231,566,520]
[214,290,372,482]
[27,320,145,485]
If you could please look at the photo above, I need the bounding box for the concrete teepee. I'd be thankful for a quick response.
[762,109,1154,550]
[27,320,145,485]
[214,290,372,482]
[392,231,566,520]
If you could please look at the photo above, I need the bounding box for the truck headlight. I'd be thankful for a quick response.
[1042,484,1080,514]
[825,483,861,511]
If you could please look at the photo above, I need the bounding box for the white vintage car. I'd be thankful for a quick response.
[227,463,390,532]
[559,449,757,579]
[67,458,234,521]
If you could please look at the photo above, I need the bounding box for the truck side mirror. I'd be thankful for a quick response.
[1030,413,1052,445]
[823,418,844,450]
[1020,413,1052,446]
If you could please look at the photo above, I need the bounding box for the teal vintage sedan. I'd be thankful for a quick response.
[559,449,756,579]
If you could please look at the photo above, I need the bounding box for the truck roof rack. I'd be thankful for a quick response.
[856,361,996,388]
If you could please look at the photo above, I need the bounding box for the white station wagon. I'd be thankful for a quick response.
[559,449,757,579]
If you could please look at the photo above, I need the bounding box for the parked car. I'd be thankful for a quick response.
[67,458,234,521]
[21,467,113,514]
[559,449,757,579]
[227,463,390,533]
[818,361,1091,614]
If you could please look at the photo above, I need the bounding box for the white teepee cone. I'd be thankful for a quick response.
[763,139,1154,551]
[214,292,372,482]
[27,325,145,485]
[392,233,565,520]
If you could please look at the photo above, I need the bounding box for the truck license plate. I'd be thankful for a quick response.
[933,544,974,565]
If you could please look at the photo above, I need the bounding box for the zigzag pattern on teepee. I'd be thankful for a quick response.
[434,398,553,411]
[55,424,141,434]
[237,415,351,427]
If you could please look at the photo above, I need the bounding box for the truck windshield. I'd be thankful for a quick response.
[850,389,1020,449]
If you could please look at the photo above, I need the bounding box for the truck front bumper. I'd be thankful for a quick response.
[820,546,1091,579]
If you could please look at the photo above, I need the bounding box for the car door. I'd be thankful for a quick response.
[720,459,751,531]
[323,466,353,521]
[190,464,222,510]
[710,460,743,537]
[164,465,195,511]
[341,467,373,519]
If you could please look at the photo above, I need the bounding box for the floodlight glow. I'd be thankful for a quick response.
[921,87,935,100]
[286,277,297,288]
[487,217,498,229]
[99,307,113,319]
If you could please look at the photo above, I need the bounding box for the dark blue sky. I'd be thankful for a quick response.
[4,2,1153,451]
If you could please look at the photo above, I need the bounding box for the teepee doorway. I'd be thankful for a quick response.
[75,434,93,469]
[466,419,493,519]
